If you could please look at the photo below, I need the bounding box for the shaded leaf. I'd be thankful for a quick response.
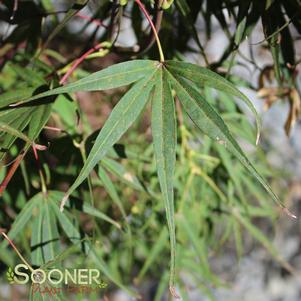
[0,193,40,249]
[31,203,44,266]
[102,157,144,191]
[28,104,52,140]
[98,165,127,219]
[41,201,60,262]
[136,228,168,281]
[50,191,121,229]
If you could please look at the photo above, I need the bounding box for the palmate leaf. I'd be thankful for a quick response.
[0,104,51,146]
[0,121,34,144]
[50,201,81,244]
[18,59,290,290]
[0,191,120,264]
[0,63,52,153]
[42,240,85,270]
[31,190,121,265]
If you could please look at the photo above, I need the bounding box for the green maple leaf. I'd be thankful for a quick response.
[5,58,288,290]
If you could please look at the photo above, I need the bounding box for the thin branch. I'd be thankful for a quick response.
[59,42,106,85]
[135,0,165,62]
[0,150,26,196]
[139,0,163,55]
[1,231,34,272]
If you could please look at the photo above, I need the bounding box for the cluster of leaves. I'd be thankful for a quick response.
[0,0,300,300]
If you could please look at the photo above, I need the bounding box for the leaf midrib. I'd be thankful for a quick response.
[158,69,173,226]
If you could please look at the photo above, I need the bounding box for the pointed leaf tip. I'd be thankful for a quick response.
[283,208,297,219]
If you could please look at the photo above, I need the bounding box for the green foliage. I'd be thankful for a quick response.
[0,0,300,299]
